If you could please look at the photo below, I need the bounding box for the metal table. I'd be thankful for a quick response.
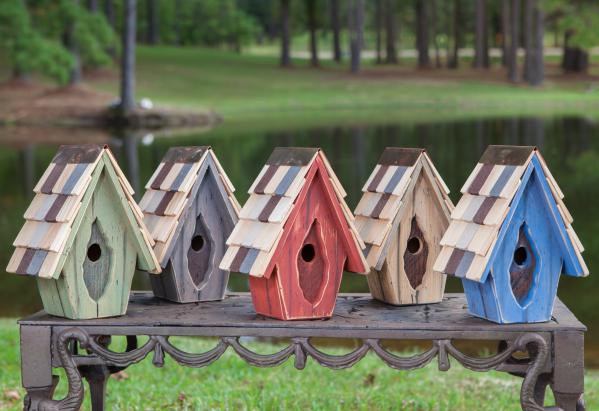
[18,292,586,411]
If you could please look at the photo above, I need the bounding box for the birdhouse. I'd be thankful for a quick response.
[220,147,368,320]
[6,145,160,319]
[354,148,454,305]
[140,146,240,303]
[434,145,589,324]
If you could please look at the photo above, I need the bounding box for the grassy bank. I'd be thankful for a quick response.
[0,320,597,410]
[84,46,599,129]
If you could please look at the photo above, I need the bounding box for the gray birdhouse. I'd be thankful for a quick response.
[140,146,240,303]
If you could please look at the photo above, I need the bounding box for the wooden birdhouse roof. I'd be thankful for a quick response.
[434,145,589,282]
[139,146,241,267]
[354,148,453,270]
[7,145,160,279]
[220,147,367,277]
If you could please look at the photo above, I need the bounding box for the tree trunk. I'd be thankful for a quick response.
[146,0,159,45]
[430,0,441,68]
[104,0,115,28]
[415,0,430,68]
[384,0,398,64]
[523,0,533,81]
[88,0,98,12]
[306,0,319,67]
[120,0,136,114]
[64,0,82,86]
[280,0,291,67]
[174,0,182,46]
[501,0,510,67]
[330,0,342,62]
[508,0,520,82]
[562,32,589,73]
[448,0,460,68]
[348,0,364,74]
[375,0,383,64]
[473,0,490,68]
[529,2,544,86]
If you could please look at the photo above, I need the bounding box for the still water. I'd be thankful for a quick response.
[1,116,597,359]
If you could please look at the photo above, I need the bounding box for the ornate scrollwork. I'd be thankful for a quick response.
[44,328,550,411]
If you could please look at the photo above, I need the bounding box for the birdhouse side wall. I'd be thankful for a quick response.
[462,168,563,324]
[150,169,236,303]
[37,170,138,319]
[367,171,449,305]
[249,267,286,319]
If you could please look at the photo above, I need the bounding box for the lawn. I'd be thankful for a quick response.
[0,320,597,410]
[85,46,599,131]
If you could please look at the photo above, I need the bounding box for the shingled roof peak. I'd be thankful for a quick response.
[7,145,159,279]
[221,146,367,277]
[435,146,588,283]
[355,148,453,270]
[140,146,240,266]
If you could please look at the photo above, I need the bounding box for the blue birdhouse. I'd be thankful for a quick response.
[434,145,589,324]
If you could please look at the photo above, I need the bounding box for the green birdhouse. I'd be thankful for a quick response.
[6,145,161,319]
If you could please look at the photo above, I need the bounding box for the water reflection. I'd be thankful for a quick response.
[0,116,597,361]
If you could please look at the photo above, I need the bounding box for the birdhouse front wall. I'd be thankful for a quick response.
[249,169,351,320]
[37,168,138,319]
[463,167,564,323]
[367,171,448,305]
[150,168,235,303]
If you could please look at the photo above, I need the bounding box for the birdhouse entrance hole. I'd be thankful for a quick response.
[301,244,316,262]
[191,235,204,252]
[83,220,111,302]
[406,237,422,254]
[513,247,528,266]
[403,217,429,290]
[87,243,102,262]
[510,224,537,307]
[297,220,326,304]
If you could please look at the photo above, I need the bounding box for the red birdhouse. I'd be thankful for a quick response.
[220,147,368,320]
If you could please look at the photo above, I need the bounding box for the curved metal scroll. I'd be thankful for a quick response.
[46,329,550,411]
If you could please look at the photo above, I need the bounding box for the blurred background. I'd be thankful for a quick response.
[0,0,598,363]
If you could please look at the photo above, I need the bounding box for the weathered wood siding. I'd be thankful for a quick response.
[150,166,236,303]
[250,167,349,320]
[37,168,137,319]
[367,170,449,305]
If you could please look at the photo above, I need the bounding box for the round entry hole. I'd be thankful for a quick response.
[87,243,102,262]
[514,247,528,266]
[191,235,204,252]
[301,244,315,262]
[407,237,422,254]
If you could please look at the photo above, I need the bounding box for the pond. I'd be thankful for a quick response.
[1,116,597,363]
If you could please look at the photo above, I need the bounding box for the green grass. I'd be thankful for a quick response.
[0,320,597,410]
[86,46,599,131]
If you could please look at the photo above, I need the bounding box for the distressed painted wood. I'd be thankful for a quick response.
[150,161,237,303]
[37,166,139,319]
[363,151,451,306]
[436,146,589,324]
[249,161,357,320]
[224,149,369,321]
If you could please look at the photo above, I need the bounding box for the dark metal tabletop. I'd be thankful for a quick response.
[18,292,586,338]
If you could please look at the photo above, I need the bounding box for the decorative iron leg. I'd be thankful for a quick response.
[552,331,585,411]
[516,334,550,411]
[20,326,56,411]
[80,365,110,411]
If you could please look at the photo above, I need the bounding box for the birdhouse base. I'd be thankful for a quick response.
[37,276,132,320]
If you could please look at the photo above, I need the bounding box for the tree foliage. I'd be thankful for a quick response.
[0,0,73,83]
